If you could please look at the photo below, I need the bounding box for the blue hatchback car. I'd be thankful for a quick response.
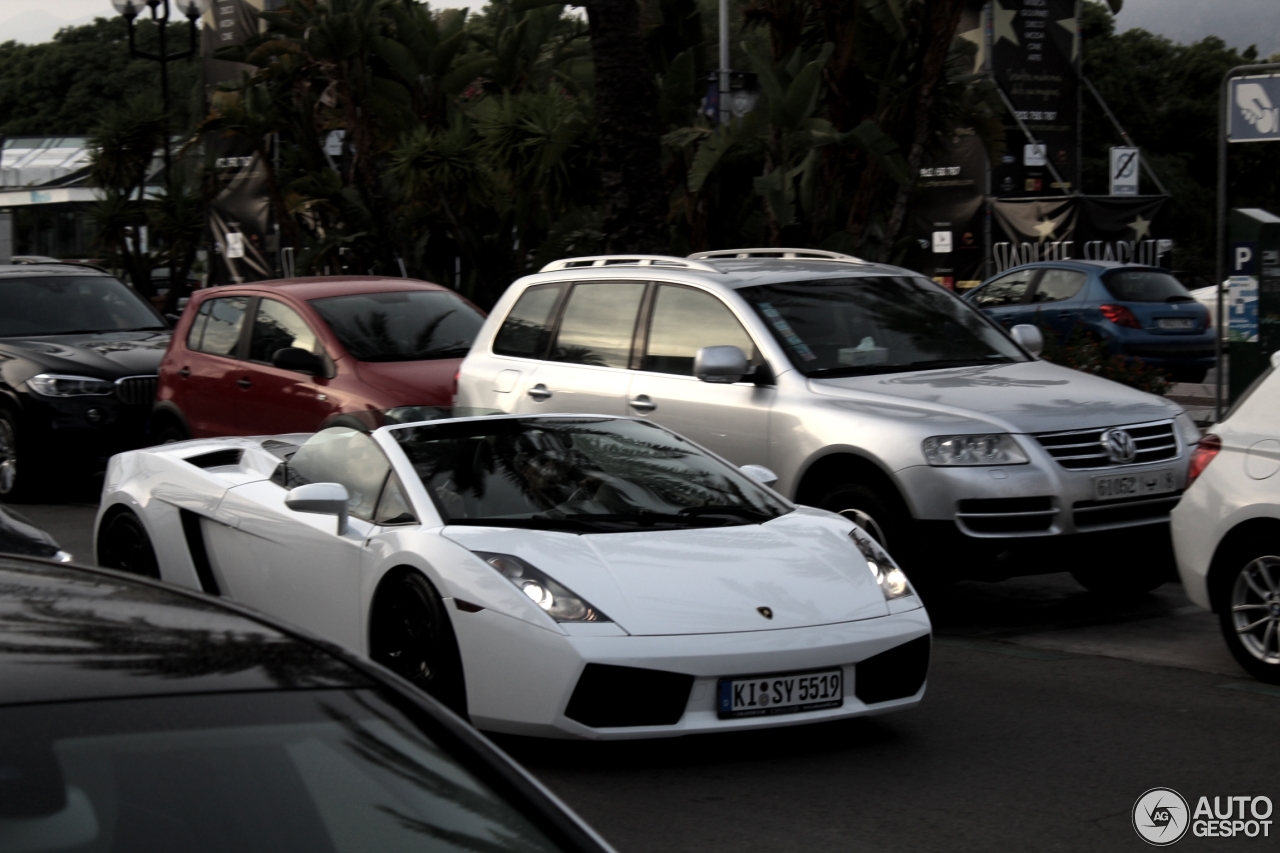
[963,260,1215,383]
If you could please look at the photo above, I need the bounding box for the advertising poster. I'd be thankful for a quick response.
[989,0,1080,197]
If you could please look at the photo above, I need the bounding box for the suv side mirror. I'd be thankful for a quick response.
[285,482,350,533]
[1010,324,1044,357]
[694,345,749,384]
[273,346,324,374]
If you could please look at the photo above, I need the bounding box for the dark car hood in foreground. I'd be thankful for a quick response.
[808,360,1184,434]
[0,505,62,559]
[0,331,171,380]
[0,558,366,705]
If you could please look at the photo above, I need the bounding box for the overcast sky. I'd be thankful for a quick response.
[1,1,1277,55]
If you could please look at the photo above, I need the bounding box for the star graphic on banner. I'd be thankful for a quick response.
[993,1,1019,48]
[957,26,986,73]
[1034,218,1058,241]
[1056,16,1079,61]
[1128,214,1152,240]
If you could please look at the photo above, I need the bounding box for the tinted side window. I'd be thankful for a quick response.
[551,282,646,368]
[643,285,757,375]
[492,284,564,358]
[1031,269,1087,303]
[249,298,323,363]
[189,296,249,356]
[973,270,1035,308]
[285,428,391,522]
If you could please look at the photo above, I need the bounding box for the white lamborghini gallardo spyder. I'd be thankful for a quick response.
[96,412,931,739]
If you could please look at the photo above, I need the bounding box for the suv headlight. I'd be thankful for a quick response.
[476,552,611,622]
[848,526,913,601]
[922,433,1027,466]
[27,374,115,398]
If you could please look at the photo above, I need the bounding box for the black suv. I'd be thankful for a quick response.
[0,263,171,498]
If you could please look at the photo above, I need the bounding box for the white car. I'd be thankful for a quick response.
[95,412,931,739]
[1172,353,1280,684]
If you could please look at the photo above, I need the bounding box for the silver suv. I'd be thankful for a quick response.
[457,250,1199,592]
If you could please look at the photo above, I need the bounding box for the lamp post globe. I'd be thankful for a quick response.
[111,0,148,19]
[176,0,212,20]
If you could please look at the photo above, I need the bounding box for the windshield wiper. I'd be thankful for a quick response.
[807,357,1011,378]
[677,506,776,523]
[445,516,611,533]
[1164,295,1195,303]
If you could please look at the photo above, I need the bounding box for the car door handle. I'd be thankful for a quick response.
[237,377,252,389]
[527,383,551,402]
[629,395,656,413]
[178,367,190,378]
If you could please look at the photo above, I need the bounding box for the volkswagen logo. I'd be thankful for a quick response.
[1101,428,1137,464]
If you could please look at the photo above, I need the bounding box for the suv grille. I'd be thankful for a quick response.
[1073,492,1182,529]
[955,497,1057,534]
[115,375,158,407]
[1033,421,1178,470]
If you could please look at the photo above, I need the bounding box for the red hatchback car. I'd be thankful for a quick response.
[154,277,486,440]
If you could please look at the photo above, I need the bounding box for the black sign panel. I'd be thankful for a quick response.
[990,0,1080,197]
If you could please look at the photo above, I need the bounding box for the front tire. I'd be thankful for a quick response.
[151,416,189,445]
[370,571,468,717]
[97,509,161,578]
[1219,550,1280,684]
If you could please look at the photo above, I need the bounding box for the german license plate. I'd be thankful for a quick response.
[717,669,843,719]
[1156,318,1194,330]
[1092,468,1176,500]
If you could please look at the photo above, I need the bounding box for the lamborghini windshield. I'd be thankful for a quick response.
[738,276,1027,378]
[390,417,789,531]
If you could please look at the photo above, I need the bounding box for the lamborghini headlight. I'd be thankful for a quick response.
[476,552,610,622]
[848,526,913,601]
[921,433,1027,466]
[27,374,115,397]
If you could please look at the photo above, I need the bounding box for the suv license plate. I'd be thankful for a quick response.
[717,669,843,719]
[1156,318,1194,330]
[1092,469,1177,501]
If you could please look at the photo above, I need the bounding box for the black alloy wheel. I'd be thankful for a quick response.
[1219,549,1280,684]
[370,571,469,717]
[818,483,899,548]
[96,510,161,579]
[152,418,190,445]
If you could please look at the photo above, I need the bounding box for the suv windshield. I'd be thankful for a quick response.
[0,275,166,337]
[1102,269,1194,303]
[739,277,1027,378]
[310,290,485,362]
[391,417,789,531]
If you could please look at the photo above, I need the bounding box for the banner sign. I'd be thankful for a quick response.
[990,0,1081,196]
[990,195,1169,273]
[1109,147,1139,196]
[1229,75,1280,142]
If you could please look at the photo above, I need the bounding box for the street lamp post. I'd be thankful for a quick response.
[111,1,209,180]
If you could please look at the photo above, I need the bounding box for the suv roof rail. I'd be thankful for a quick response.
[688,248,867,264]
[539,255,723,274]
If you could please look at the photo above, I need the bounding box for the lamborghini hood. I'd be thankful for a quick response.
[442,511,892,635]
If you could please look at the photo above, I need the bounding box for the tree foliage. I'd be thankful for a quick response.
[1081,1,1280,280]
[0,17,200,136]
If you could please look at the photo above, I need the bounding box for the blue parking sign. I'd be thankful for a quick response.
[1229,75,1280,142]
